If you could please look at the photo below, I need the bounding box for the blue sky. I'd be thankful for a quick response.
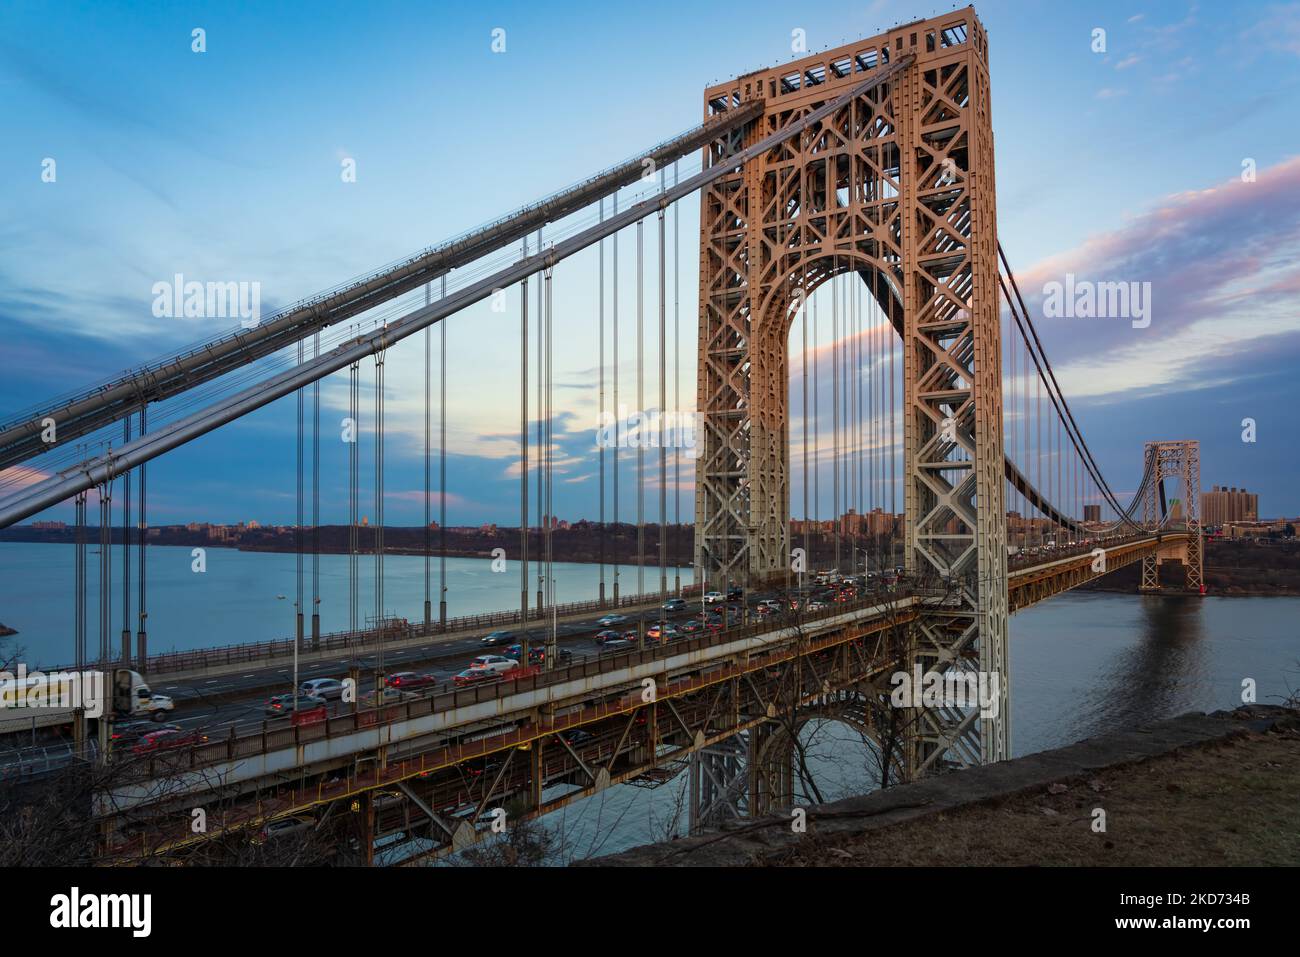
[1,0,1298,526]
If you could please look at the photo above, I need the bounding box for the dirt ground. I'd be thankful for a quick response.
[767,723,1300,866]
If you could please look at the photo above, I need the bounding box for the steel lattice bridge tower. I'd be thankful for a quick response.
[1140,440,1204,593]
[695,12,1009,766]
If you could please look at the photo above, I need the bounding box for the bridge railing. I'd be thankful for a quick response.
[49,582,705,678]
[0,741,96,781]
[134,584,929,777]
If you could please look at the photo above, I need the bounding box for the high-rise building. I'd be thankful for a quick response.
[1084,504,1101,523]
[1201,486,1258,526]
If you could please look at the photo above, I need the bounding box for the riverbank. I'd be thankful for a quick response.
[0,523,696,569]
[586,705,1300,866]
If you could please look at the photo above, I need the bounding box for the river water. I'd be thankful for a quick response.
[2,542,1295,861]
[0,542,692,664]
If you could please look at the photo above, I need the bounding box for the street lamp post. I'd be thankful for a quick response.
[277,594,299,712]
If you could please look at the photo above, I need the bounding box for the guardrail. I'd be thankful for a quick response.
[50,533,1170,679]
[0,741,96,781]
[133,586,926,777]
[50,583,705,678]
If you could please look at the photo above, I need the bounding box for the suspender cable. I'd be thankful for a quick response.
[348,358,359,641]
[889,296,896,566]
[136,406,147,663]
[801,276,810,581]
[878,291,889,564]
[636,217,645,636]
[75,486,85,672]
[1009,319,1017,548]
[598,199,607,605]
[832,267,840,571]
[118,416,128,660]
[536,228,544,618]
[312,329,320,648]
[545,261,555,668]
[374,348,386,684]
[812,295,820,563]
[121,417,131,662]
[424,283,432,632]
[440,274,448,629]
[672,162,681,595]
[612,194,620,604]
[296,338,305,654]
[98,481,110,668]
[520,236,530,660]
[74,488,86,755]
[658,203,668,601]
[855,281,863,570]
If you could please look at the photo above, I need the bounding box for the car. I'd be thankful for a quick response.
[453,668,503,687]
[680,619,704,634]
[265,693,326,717]
[662,598,688,613]
[111,720,172,748]
[599,636,637,651]
[299,677,345,700]
[594,629,624,645]
[703,591,724,604]
[479,630,515,646]
[757,599,783,611]
[360,687,407,707]
[806,600,828,611]
[727,587,743,601]
[468,654,519,674]
[596,614,628,627]
[253,814,316,845]
[386,671,437,690]
[645,624,680,642]
[505,643,573,666]
[558,728,596,747]
[132,727,209,755]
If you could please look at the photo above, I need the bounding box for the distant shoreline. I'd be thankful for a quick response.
[0,532,695,571]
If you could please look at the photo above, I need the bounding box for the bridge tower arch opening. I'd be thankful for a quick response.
[695,7,1009,770]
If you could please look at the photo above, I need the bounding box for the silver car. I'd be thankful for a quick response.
[299,677,345,701]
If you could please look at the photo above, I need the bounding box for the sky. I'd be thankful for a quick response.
[1,0,1298,527]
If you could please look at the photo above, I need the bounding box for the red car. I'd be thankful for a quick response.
[133,727,209,755]
[453,668,503,687]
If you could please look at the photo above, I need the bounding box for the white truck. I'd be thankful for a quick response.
[0,667,174,737]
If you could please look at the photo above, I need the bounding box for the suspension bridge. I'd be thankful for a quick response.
[0,7,1203,862]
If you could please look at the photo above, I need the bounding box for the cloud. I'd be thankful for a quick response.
[1240,3,1300,56]
[1011,156,1300,402]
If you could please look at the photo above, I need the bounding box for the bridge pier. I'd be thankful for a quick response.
[687,733,749,833]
